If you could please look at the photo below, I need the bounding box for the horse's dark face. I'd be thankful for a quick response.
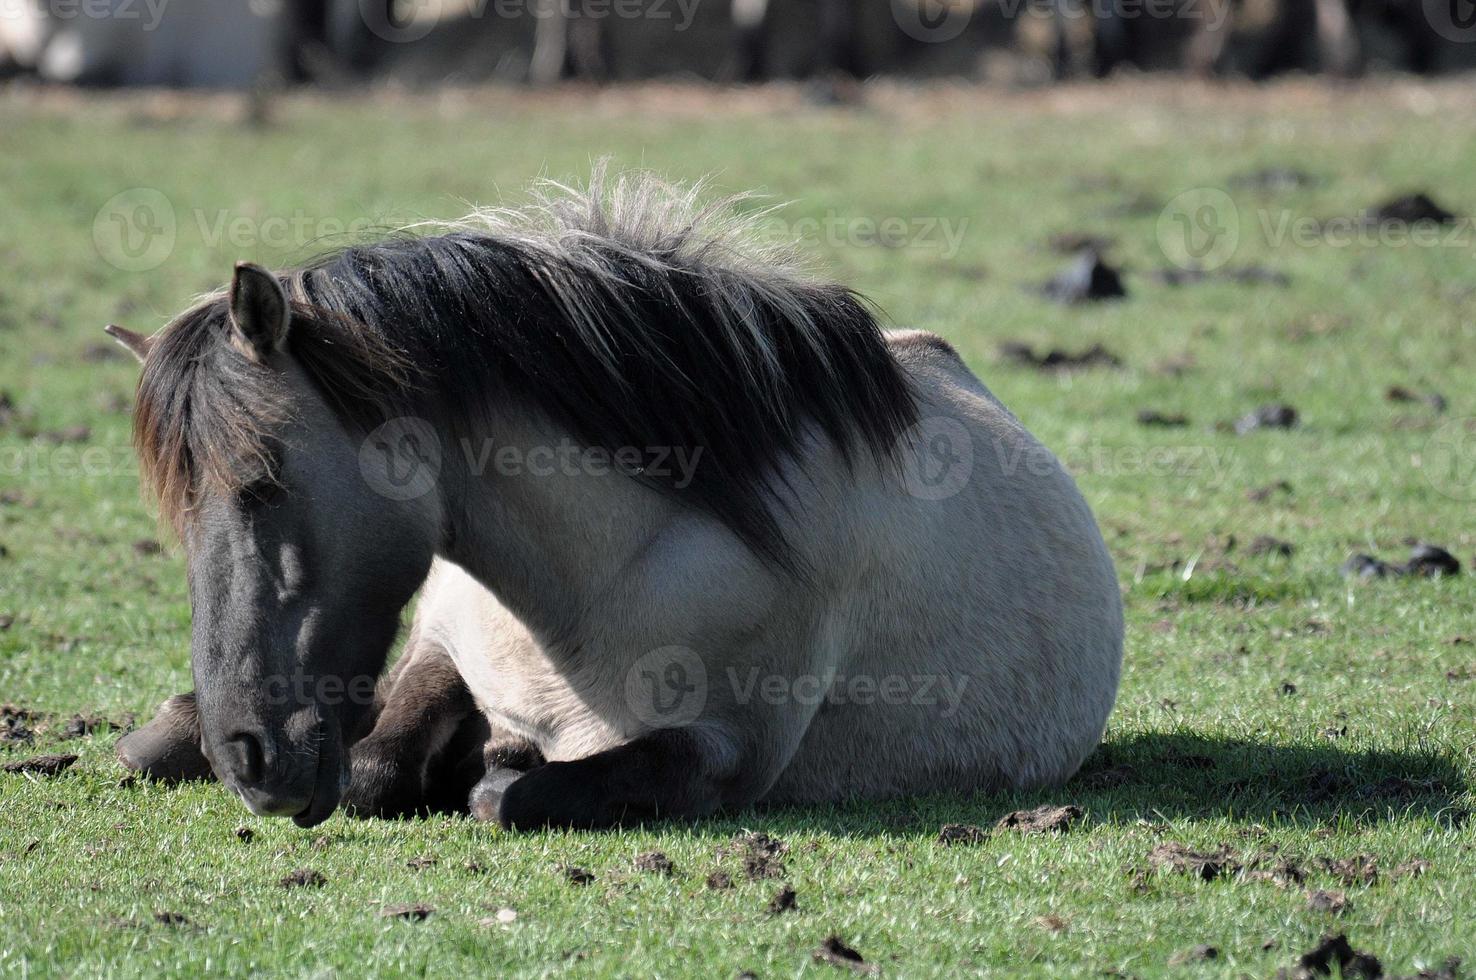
[183,265,438,826]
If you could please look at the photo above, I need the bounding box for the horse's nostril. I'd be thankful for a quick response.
[227,731,267,785]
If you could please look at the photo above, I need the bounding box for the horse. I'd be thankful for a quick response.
[108,170,1124,829]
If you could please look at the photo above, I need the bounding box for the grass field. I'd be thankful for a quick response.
[2,78,1475,977]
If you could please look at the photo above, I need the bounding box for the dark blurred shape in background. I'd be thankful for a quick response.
[1,0,1472,89]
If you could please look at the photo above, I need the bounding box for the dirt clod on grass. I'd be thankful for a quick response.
[1318,855,1379,886]
[996,804,1082,834]
[767,885,798,914]
[1169,944,1219,965]
[1368,192,1457,226]
[634,851,675,876]
[406,856,437,871]
[380,903,434,921]
[1148,842,1241,881]
[813,935,878,974]
[153,912,192,927]
[937,823,989,846]
[1036,250,1128,303]
[1000,341,1121,372]
[1234,403,1299,435]
[1281,933,1382,979]
[1385,386,1447,413]
[1137,409,1189,427]
[279,868,327,889]
[725,832,789,880]
[705,871,734,890]
[1307,889,1349,914]
[234,826,255,842]
[1248,536,1295,558]
[2,753,78,776]
[562,865,595,886]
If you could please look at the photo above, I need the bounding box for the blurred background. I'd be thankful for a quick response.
[3,0,1475,92]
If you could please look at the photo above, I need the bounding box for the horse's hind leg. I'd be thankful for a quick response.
[116,692,215,783]
[342,634,485,818]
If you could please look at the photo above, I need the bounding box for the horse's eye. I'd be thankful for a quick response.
[239,481,283,508]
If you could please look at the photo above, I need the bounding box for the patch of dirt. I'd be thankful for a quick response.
[406,856,437,871]
[634,851,675,876]
[1151,265,1290,287]
[1248,480,1294,502]
[40,425,91,444]
[767,885,798,914]
[562,865,595,886]
[724,832,789,880]
[62,713,120,739]
[1137,410,1189,427]
[279,868,327,888]
[1,704,36,744]
[996,804,1082,833]
[1385,386,1447,413]
[380,903,434,921]
[1148,842,1241,881]
[153,912,193,928]
[813,935,878,974]
[132,539,163,557]
[1169,944,1219,965]
[234,826,255,842]
[999,341,1122,372]
[1280,933,1382,978]
[1233,403,1299,435]
[705,871,734,890]
[1307,889,1349,914]
[1368,192,1457,225]
[1248,536,1296,558]
[1035,251,1128,303]
[2,753,78,776]
[937,823,989,846]
[1342,545,1461,580]
[1318,854,1379,886]
[1078,764,1138,789]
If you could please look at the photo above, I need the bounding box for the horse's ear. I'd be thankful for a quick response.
[227,261,289,362]
[103,324,152,364]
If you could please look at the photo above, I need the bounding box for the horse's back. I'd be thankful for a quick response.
[764,330,1123,803]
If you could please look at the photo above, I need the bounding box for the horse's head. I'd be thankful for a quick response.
[117,263,440,826]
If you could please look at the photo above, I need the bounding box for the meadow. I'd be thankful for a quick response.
[1,78,1474,977]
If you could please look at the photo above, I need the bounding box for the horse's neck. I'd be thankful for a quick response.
[436,406,672,640]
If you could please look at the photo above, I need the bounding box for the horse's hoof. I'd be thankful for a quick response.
[468,768,523,823]
[116,696,214,783]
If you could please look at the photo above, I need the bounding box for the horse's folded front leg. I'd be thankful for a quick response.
[116,692,216,783]
[492,728,740,830]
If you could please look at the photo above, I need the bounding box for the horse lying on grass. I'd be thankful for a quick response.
[109,171,1124,829]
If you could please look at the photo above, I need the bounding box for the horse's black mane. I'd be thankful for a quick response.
[136,172,919,573]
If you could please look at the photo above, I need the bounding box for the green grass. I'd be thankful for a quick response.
[2,79,1475,977]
